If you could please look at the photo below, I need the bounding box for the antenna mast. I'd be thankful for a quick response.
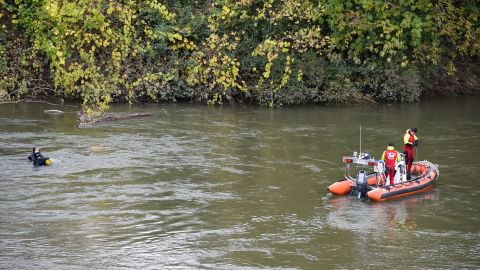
[359,125,362,156]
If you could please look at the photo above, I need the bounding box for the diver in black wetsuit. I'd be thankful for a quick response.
[28,146,51,166]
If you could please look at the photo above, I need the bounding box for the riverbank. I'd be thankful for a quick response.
[1,1,479,114]
[2,76,478,109]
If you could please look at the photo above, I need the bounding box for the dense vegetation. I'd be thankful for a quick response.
[1,0,479,116]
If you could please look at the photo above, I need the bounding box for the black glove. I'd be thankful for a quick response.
[413,140,419,147]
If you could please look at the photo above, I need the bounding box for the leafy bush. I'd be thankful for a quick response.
[0,0,478,114]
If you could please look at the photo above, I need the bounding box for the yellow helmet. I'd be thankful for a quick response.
[45,159,52,166]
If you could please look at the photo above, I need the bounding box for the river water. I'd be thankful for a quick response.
[1,97,479,269]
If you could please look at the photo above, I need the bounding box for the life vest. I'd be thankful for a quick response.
[382,146,399,168]
[403,129,418,145]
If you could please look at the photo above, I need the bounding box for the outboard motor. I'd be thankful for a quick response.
[356,170,369,198]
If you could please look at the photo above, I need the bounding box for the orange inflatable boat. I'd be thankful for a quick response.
[327,153,439,202]
[366,161,439,202]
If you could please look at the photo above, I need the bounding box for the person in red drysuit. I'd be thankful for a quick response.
[403,128,418,179]
[381,143,400,186]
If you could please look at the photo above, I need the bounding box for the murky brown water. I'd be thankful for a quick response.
[1,97,479,269]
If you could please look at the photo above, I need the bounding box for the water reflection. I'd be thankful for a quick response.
[327,189,438,232]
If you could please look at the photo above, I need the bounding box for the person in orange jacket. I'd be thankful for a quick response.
[403,128,418,179]
[382,143,401,186]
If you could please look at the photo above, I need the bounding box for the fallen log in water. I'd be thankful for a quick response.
[44,109,64,114]
[77,111,154,128]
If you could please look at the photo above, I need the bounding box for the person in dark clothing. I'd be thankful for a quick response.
[28,146,52,166]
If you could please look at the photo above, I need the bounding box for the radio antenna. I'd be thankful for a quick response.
[359,125,362,156]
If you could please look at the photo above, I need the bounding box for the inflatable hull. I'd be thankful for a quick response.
[367,161,439,202]
[327,175,382,196]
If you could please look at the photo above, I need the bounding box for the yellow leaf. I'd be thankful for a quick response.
[107,6,114,15]
[209,55,218,65]
[173,33,182,40]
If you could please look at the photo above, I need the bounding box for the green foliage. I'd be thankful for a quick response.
[0,0,479,113]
